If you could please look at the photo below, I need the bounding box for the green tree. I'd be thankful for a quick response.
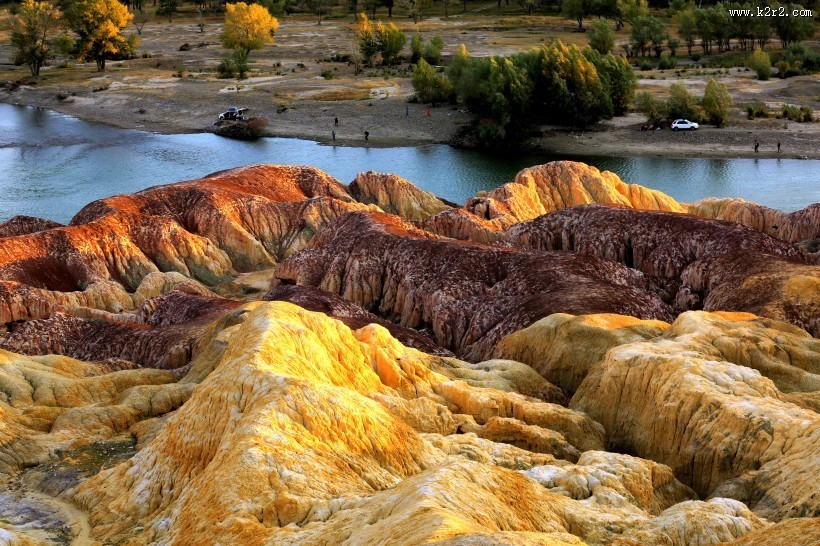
[631,16,665,57]
[375,20,406,64]
[588,18,615,54]
[562,0,589,31]
[221,2,279,58]
[399,0,431,23]
[10,0,63,77]
[411,58,453,103]
[749,47,771,80]
[356,13,379,64]
[65,0,134,72]
[675,7,697,56]
[422,35,444,64]
[157,0,178,22]
[306,0,332,25]
[772,3,816,48]
[701,78,732,127]
[584,48,636,115]
[615,0,648,29]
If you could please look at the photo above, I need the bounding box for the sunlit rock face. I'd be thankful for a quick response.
[276,211,675,361]
[424,161,685,241]
[571,311,820,521]
[688,198,820,245]
[349,171,455,221]
[66,302,778,546]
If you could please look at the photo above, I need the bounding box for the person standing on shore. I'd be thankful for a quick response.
[364,131,369,142]
[405,105,409,117]
[777,141,781,153]
[332,130,335,141]
[334,117,339,126]
[426,107,430,117]
[754,140,759,153]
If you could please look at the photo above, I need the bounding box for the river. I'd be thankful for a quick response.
[1,103,817,224]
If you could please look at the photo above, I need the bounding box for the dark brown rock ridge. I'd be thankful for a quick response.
[0,290,240,369]
[499,205,818,333]
[275,211,674,360]
[0,215,64,238]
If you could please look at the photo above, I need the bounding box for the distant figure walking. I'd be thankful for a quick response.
[332,130,336,141]
[754,139,759,153]
[334,117,339,126]
[777,141,781,153]
[364,131,369,142]
[426,107,430,117]
[405,105,409,117]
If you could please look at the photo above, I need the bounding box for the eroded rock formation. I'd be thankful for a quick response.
[348,171,454,221]
[688,198,820,244]
[0,216,63,238]
[276,211,675,360]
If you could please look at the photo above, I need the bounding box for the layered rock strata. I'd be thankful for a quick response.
[276,211,675,360]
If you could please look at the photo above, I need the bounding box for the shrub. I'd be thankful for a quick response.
[666,82,702,121]
[640,61,653,71]
[781,104,801,121]
[217,50,249,79]
[634,91,666,123]
[776,60,790,77]
[799,105,814,122]
[411,59,453,104]
[749,47,771,80]
[701,78,732,127]
[658,55,675,70]
[745,101,769,119]
[410,32,423,63]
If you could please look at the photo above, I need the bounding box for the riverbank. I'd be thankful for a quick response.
[6,86,820,159]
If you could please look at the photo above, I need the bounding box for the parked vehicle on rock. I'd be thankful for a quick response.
[671,119,699,131]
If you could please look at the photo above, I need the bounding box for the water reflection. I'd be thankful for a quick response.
[0,103,818,224]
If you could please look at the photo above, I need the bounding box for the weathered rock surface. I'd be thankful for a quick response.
[0,290,241,369]
[499,205,817,333]
[276,211,674,360]
[688,198,820,245]
[571,311,820,521]
[349,171,454,221]
[70,302,769,546]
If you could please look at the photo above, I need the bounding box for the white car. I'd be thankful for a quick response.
[671,119,699,131]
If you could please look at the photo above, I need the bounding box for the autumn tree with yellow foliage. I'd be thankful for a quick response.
[65,0,134,72]
[10,0,63,77]
[220,2,279,58]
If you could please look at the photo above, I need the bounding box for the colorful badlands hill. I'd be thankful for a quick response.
[0,161,817,545]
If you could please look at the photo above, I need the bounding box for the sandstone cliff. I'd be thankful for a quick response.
[348,171,454,221]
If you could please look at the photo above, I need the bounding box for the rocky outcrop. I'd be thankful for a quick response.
[688,198,820,244]
[349,171,454,221]
[0,216,63,238]
[682,251,820,336]
[571,311,820,521]
[276,211,674,360]
[423,161,685,241]
[494,313,670,395]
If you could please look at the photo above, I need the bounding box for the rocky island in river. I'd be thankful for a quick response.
[0,161,818,545]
